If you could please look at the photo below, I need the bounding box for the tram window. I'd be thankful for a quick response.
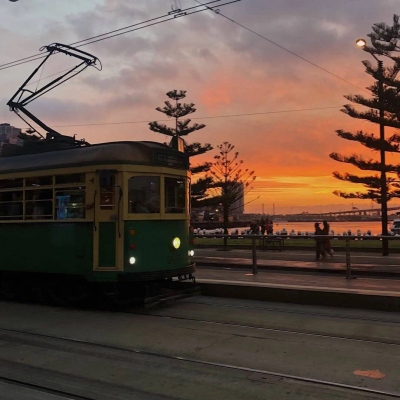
[55,173,85,185]
[0,178,23,189]
[25,189,53,201]
[0,190,23,220]
[128,176,160,213]
[100,189,115,210]
[24,189,53,219]
[25,200,53,220]
[26,176,52,187]
[165,177,185,213]
[55,190,85,219]
[187,178,191,214]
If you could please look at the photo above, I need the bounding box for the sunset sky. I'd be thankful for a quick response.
[1,0,400,214]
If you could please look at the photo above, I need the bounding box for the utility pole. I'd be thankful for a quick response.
[356,39,389,255]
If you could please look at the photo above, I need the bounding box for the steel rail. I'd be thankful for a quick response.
[184,298,400,324]
[134,310,400,347]
[0,375,96,400]
[0,326,398,398]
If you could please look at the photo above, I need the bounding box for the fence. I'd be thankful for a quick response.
[194,233,400,279]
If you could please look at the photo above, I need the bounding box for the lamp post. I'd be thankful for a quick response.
[356,38,389,255]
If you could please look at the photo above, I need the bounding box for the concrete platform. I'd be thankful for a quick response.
[193,249,400,311]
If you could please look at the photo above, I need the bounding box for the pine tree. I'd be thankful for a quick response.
[207,142,256,248]
[330,14,400,254]
[149,90,213,208]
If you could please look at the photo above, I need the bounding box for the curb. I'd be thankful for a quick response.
[198,281,400,312]
[196,261,400,278]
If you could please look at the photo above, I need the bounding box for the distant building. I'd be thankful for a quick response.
[0,123,23,153]
[231,182,245,215]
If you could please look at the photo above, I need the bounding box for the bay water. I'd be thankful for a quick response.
[225,220,393,236]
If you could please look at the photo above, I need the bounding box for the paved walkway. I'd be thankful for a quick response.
[193,248,400,310]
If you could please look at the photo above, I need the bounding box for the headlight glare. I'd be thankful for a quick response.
[172,237,181,249]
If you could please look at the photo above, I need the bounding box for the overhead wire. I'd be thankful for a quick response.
[193,0,370,94]
[2,0,369,131]
[0,0,236,72]
[68,0,219,47]
[51,106,347,128]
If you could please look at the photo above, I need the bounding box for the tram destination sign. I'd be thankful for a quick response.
[154,151,188,169]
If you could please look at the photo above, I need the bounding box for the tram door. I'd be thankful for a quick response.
[93,170,123,270]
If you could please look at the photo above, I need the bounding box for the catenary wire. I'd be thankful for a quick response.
[0,0,233,71]
[1,0,370,98]
[194,0,370,94]
[51,106,348,128]
[68,0,222,47]
[71,1,240,49]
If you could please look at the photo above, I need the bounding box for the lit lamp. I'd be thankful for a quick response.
[356,38,389,255]
[356,38,366,47]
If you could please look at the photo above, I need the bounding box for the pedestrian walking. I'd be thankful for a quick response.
[322,220,334,257]
[314,222,325,260]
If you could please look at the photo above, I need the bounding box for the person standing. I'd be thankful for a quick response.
[314,222,324,260]
[322,220,334,257]
[260,218,266,235]
[266,219,273,235]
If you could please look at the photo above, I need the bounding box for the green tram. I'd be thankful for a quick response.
[0,141,195,302]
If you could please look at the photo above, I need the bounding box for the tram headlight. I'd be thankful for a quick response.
[172,237,181,249]
[129,257,136,265]
[188,250,194,257]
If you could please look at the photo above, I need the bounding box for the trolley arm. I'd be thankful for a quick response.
[7,43,101,144]
[7,102,82,144]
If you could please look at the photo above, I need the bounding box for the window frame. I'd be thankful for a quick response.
[0,173,87,222]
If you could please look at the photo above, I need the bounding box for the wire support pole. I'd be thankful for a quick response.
[377,59,389,256]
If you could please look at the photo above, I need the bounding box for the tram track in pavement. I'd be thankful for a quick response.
[0,376,96,400]
[137,311,400,347]
[0,326,398,399]
[181,298,400,325]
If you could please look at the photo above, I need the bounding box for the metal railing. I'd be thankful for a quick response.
[194,233,400,279]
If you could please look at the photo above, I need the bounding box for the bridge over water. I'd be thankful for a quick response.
[283,206,400,222]
[319,206,400,217]
[191,207,400,229]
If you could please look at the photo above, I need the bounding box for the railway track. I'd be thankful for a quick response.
[0,326,398,399]
[0,376,95,400]
[182,298,400,325]
[138,312,400,347]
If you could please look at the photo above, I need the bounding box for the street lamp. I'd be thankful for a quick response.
[356,38,389,255]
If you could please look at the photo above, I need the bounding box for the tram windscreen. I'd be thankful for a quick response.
[128,176,160,213]
[165,177,185,213]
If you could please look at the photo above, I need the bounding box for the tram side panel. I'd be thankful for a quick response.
[1,222,93,274]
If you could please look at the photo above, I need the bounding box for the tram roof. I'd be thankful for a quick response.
[0,141,189,174]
